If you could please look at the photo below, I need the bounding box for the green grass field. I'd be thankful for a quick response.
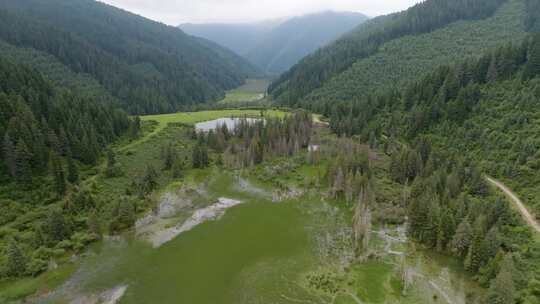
[218,79,271,104]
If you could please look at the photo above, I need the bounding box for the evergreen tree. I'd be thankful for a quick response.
[111,198,136,232]
[172,158,185,179]
[464,216,486,272]
[44,208,70,244]
[162,143,177,170]
[3,132,16,177]
[87,209,102,239]
[105,149,122,178]
[51,153,66,196]
[5,239,27,277]
[138,165,158,196]
[14,141,32,184]
[524,34,540,79]
[130,116,141,139]
[487,254,516,304]
[67,154,79,184]
[192,143,209,169]
[450,218,473,257]
[249,135,264,165]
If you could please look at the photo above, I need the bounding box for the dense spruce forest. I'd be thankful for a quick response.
[0,0,260,114]
[1,0,540,302]
[269,0,537,105]
[0,56,138,277]
[297,33,540,302]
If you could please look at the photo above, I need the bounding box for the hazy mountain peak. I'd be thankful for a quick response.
[180,11,369,74]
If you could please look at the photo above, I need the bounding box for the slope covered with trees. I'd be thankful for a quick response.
[269,0,522,105]
[325,33,540,213]
[298,0,528,108]
[320,33,540,303]
[0,0,260,114]
[0,56,137,279]
[244,12,369,75]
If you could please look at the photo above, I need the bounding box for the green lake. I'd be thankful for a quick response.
[39,188,484,304]
[44,200,321,304]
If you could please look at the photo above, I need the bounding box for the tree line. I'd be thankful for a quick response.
[0,58,139,189]
[193,112,313,169]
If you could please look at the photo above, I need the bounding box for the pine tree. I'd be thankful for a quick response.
[130,116,141,139]
[3,133,16,178]
[486,254,516,304]
[5,239,27,277]
[162,143,177,170]
[45,208,69,244]
[47,130,61,154]
[249,135,264,165]
[486,55,499,83]
[114,198,136,231]
[465,216,486,272]
[450,218,472,257]
[14,141,32,184]
[172,158,185,178]
[67,154,79,184]
[192,143,209,169]
[139,165,158,196]
[524,34,540,79]
[87,209,102,239]
[51,153,66,196]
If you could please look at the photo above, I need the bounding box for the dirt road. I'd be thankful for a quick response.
[486,177,540,234]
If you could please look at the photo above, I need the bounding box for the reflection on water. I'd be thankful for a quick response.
[195,117,260,132]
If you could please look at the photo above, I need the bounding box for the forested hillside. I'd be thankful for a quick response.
[326,33,540,218]
[319,33,540,303]
[182,12,369,75]
[298,0,528,108]
[244,12,369,74]
[269,0,524,105]
[0,0,260,114]
[0,53,141,281]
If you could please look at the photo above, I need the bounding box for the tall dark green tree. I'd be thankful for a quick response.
[5,239,27,278]
[51,153,66,196]
[487,254,516,304]
[14,141,32,184]
[67,153,79,184]
[524,34,540,79]
[3,133,16,177]
[44,208,70,245]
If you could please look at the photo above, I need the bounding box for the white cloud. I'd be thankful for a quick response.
[99,0,421,25]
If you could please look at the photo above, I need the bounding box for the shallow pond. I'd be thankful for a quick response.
[40,201,319,304]
[194,117,260,132]
[36,190,484,304]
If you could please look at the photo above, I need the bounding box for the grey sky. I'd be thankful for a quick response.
[99,0,422,25]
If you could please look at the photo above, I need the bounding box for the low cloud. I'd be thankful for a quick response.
[99,0,421,25]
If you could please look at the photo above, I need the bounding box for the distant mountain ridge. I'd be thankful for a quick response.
[180,19,285,56]
[180,11,369,74]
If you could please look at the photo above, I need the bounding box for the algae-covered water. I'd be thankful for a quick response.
[38,179,483,304]
[43,200,319,304]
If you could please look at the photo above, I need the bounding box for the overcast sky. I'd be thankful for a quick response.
[98,0,422,25]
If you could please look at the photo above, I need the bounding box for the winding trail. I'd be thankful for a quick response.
[486,176,540,234]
